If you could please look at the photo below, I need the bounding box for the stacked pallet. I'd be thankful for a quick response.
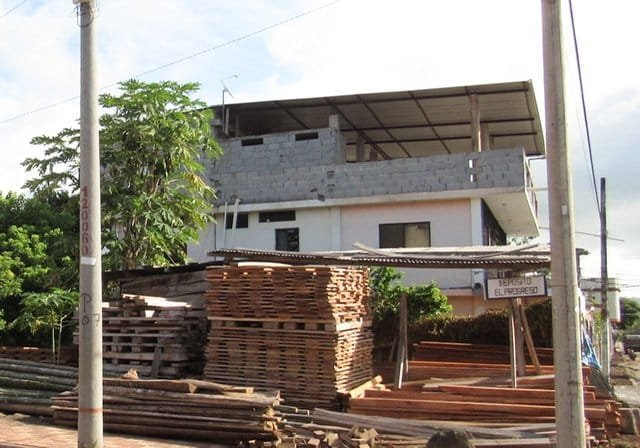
[52,377,281,442]
[76,294,207,378]
[204,265,373,408]
[0,357,77,416]
[0,346,77,366]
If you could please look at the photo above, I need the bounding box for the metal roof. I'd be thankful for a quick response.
[213,80,545,160]
[209,244,551,271]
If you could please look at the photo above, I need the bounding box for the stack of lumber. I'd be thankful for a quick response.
[116,269,210,308]
[349,364,621,444]
[0,346,77,366]
[52,377,281,442]
[413,341,554,365]
[257,406,554,448]
[0,357,77,416]
[204,265,373,409]
[76,294,207,378]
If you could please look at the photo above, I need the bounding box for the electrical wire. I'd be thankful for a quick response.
[0,0,343,126]
[568,0,600,213]
[0,0,27,18]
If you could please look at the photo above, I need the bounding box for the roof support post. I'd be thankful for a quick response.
[470,94,482,152]
[356,135,366,162]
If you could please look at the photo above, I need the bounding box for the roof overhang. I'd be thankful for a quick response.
[213,80,545,159]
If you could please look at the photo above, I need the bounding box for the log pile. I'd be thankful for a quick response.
[0,357,77,416]
[75,294,207,378]
[52,377,281,442]
[204,265,373,409]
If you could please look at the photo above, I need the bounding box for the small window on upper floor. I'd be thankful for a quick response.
[295,131,319,141]
[241,137,264,146]
[275,228,299,252]
[259,210,296,223]
[225,212,249,229]
[379,222,431,248]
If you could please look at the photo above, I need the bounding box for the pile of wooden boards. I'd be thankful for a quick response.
[204,265,373,408]
[352,341,622,445]
[76,294,207,378]
[0,346,76,366]
[0,357,77,416]
[52,377,281,442]
[413,341,554,365]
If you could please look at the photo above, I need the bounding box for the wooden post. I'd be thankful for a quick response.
[394,293,409,389]
[511,299,526,376]
[519,301,543,375]
[508,303,518,388]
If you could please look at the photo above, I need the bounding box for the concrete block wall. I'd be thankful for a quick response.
[209,144,527,205]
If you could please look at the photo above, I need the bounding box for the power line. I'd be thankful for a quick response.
[0,0,343,126]
[568,0,600,213]
[1,0,27,18]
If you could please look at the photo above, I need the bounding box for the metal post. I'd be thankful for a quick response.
[77,1,103,447]
[600,177,610,381]
[541,1,586,446]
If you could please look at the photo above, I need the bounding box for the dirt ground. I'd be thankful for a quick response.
[610,350,640,447]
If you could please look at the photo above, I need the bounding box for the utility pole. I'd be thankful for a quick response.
[541,1,586,447]
[600,177,610,381]
[76,1,103,447]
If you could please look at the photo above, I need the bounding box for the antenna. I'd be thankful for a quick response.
[221,75,238,135]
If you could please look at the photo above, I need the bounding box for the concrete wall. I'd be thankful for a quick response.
[209,127,527,205]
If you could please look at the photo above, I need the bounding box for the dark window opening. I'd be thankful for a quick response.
[379,222,431,248]
[481,201,506,246]
[295,131,319,141]
[241,137,264,146]
[276,228,299,252]
[259,210,296,223]
[225,212,249,229]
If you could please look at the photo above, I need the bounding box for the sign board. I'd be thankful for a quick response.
[486,276,548,300]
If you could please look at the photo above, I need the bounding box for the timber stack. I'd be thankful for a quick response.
[52,377,281,442]
[75,294,207,378]
[351,343,622,445]
[204,265,373,408]
[0,357,77,416]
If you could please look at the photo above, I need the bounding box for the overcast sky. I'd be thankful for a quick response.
[1,0,639,295]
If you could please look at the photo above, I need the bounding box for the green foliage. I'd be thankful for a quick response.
[620,298,640,331]
[409,299,554,348]
[24,79,222,271]
[369,267,451,343]
[0,192,78,345]
[370,267,451,323]
[10,288,77,363]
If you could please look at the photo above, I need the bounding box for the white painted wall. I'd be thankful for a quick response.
[340,199,474,289]
[188,198,478,290]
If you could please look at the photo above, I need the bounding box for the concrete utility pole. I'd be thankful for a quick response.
[76,1,103,447]
[541,1,586,447]
[600,177,610,381]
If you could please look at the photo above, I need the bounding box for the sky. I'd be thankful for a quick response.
[1,0,639,295]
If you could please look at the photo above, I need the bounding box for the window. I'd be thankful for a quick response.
[225,212,249,229]
[241,137,264,146]
[275,228,299,252]
[259,210,296,223]
[379,222,430,248]
[295,131,319,141]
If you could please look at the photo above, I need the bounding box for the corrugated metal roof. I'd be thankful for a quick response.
[209,245,551,271]
[213,80,545,159]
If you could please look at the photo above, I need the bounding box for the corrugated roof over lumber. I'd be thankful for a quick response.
[208,244,551,271]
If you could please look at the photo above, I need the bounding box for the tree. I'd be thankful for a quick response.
[0,192,78,350]
[620,298,640,331]
[24,79,222,270]
[369,266,451,324]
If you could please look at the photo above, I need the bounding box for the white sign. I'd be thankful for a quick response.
[486,276,547,300]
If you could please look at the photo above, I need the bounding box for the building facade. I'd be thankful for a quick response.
[188,81,546,315]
